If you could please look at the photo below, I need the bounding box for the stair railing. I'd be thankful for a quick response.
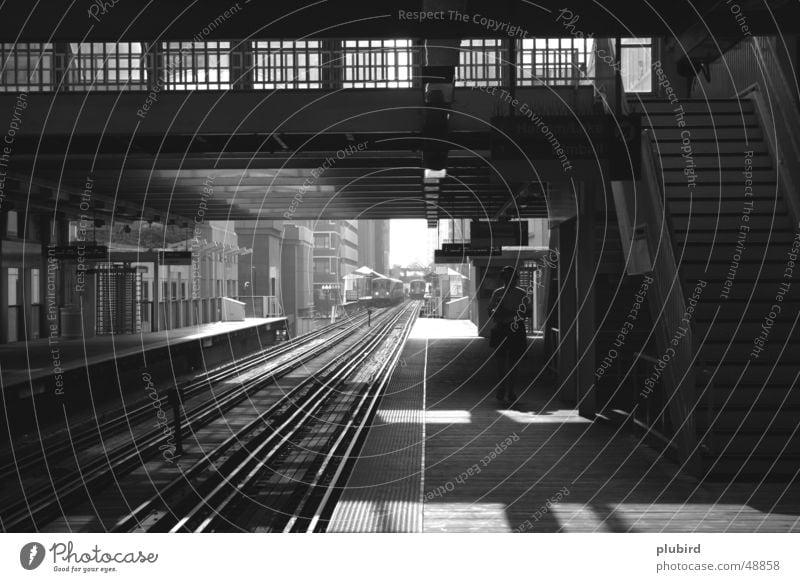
[742,37,800,225]
[632,129,701,474]
[602,35,700,473]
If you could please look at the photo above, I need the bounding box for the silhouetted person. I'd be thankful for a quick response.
[488,266,528,404]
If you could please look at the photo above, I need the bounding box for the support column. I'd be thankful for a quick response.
[281,223,314,335]
[576,181,597,419]
[152,258,160,332]
[556,218,577,405]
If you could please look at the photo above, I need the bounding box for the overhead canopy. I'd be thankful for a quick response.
[437,267,469,279]
[353,266,380,276]
[348,267,401,283]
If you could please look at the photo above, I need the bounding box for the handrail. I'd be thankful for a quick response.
[697,364,715,455]
[744,37,800,226]
[636,129,700,474]
[634,351,659,365]
[599,36,698,469]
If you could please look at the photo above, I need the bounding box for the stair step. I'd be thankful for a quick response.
[665,185,784,199]
[681,261,790,280]
[675,242,792,263]
[693,298,800,320]
[702,434,800,456]
[662,169,777,184]
[697,410,798,431]
[668,199,786,214]
[649,127,763,140]
[704,363,799,385]
[632,100,755,114]
[700,455,800,481]
[696,341,799,361]
[650,141,769,160]
[662,141,770,154]
[696,321,800,342]
[701,385,800,408]
[673,214,796,232]
[659,154,771,170]
[676,232,797,246]
[644,114,759,130]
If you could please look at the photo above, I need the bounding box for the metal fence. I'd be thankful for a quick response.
[1,38,651,92]
[252,40,324,89]
[0,43,55,91]
[66,42,148,91]
[456,39,505,87]
[516,38,593,86]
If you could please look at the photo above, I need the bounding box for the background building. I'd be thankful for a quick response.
[358,220,391,275]
[312,220,359,312]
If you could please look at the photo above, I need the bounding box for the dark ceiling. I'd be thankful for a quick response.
[1,1,798,42]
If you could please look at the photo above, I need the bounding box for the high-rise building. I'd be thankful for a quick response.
[312,220,359,311]
[235,219,284,299]
[358,220,391,275]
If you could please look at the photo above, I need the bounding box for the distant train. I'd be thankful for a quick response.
[409,279,427,300]
[370,277,404,306]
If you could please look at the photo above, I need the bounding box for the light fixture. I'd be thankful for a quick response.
[424,168,447,180]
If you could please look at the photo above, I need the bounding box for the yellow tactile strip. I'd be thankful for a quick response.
[326,338,427,532]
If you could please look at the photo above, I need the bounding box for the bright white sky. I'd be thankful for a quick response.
[389,219,434,267]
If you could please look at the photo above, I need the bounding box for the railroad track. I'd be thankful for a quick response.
[112,301,419,533]
[0,307,402,532]
[0,311,368,481]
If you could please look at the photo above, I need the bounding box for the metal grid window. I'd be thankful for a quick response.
[516,38,592,86]
[456,39,505,87]
[161,42,231,90]
[0,43,54,91]
[66,43,148,90]
[342,40,414,89]
[253,40,323,89]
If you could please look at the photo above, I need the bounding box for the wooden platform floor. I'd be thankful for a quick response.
[330,319,800,533]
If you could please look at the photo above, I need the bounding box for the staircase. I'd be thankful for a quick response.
[634,97,800,480]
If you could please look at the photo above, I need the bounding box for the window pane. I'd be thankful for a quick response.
[31,269,40,304]
[6,211,18,237]
[7,267,19,306]
[621,45,652,92]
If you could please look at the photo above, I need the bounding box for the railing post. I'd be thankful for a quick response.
[231,40,253,90]
[168,387,183,456]
[503,38,516,112]
[321,40,343,89]
[53,44,72,90]
[745,42,800,227]
[614,37,622,114]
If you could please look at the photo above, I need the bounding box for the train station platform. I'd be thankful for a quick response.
[0,317,288,445]
[329,318,800,533]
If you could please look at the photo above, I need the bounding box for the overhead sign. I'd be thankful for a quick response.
[49,245,108,260]
[470,220,528,248]
[158,251,193,265]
